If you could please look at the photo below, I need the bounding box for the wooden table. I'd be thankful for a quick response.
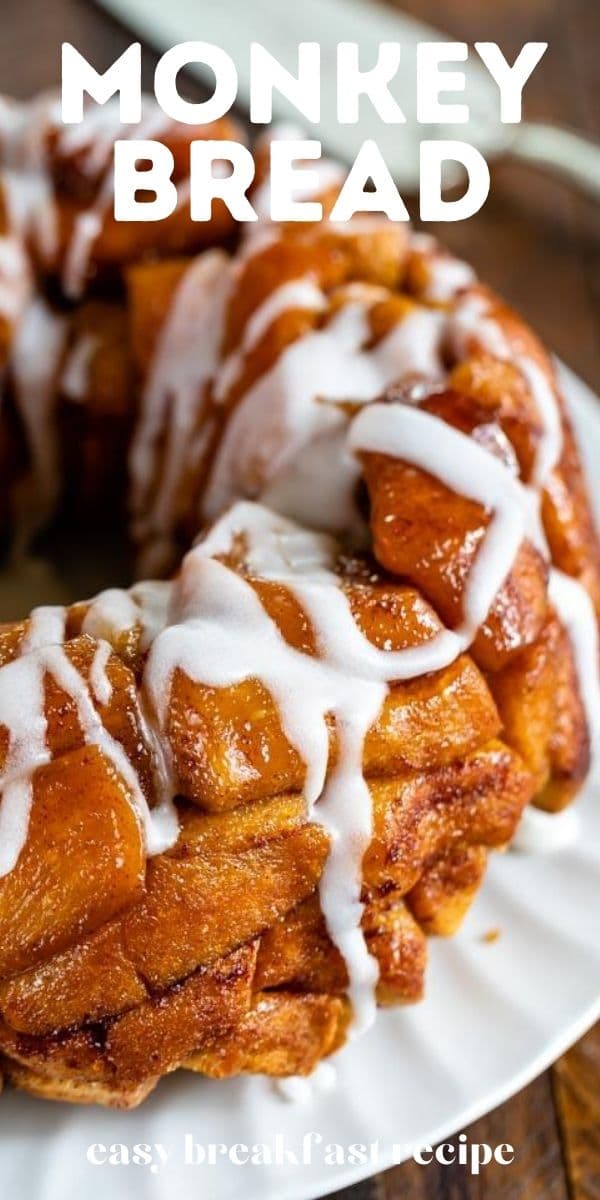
[2,0,599,1196]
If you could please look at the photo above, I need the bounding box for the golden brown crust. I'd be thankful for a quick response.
[185,991,350,1080]
[2,1060,158,1109]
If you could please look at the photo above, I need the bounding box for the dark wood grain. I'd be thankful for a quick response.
[330,1069,574,1200]
[553,1028,600,1200]
[0,1,598,1197]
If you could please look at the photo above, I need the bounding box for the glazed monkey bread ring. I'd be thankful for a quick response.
[0,96,598,1108]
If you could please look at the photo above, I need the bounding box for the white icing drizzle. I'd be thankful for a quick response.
[82,587,139,641]
[79,580,178,821]
[61,332,99,402]
[349,403,546,641]
[20,604,66,654]
[197,499,339,584]
[203,300,446,527]
[0,571,178,877]
[0,108,596,1056]
[0,231,32,324]
[190,232,598,965]
[57,96,143,177]
[61,102,175,301]
[82,580,173,653]
[89,640,114,707]
[196,225,598,832]
[0,94,60,265]
[450,291,563,487]
[0,641,176,876]
[2,167,58,265]
[129,251,233,559]
[0,651,50,875]
[0,97,29,157]
[61,209,104,301]
[261,425,366,540]
[349,401,600,801]
[548,569,600,766]
[275,1059,337,1102]
[196,237,564,538]
[214,277,326,403]
[409,233,476,303]
[9,297,68,545]
[144,502,463,1034]
[423,255,476,303]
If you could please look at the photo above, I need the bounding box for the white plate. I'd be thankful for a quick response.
[1,364,599,1200]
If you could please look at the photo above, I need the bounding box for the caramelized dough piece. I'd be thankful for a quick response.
[406,844,488,935]
[0,742,531,1037]
[370,657,498,773]
[166,656,500,812]
[172,745,530,904]
[221,238,354,359]
[0,124,596,1111]
[1,1061,157,1110]
[51,173,236,282]
[121,801,329,989]
[0,796,326,1034]
[0,634,157,797]
[448,355,600,613]
[0,1020,108,1083]
[255,892,428,1005]
[0,922,146,1036]
[3,993,344,1106]
[185,991,349,1080]
[255,894,348,996]
[491,614,590,812]
[127,258,192,380]
[542,420,600,614]
[47,117,234,197]
[0,622,24,668]
[62,301,132,420]
[103,943,256,1086]
[364,742,532,896]
[453,287,556,395]
[360,449,548,674]
[0,943,255,1101]
[166,574,502,810]
[0,746,145,980]
[1,787,501,1102]
[224,225,408,359]
[42,118,243,287]
[367,896,428,1005]
[0,635,164,979]
[447,357,547,483]
[256,850,489,1000]
[128,244,337,401]
[59,299,133,512]
[125,230,412,557]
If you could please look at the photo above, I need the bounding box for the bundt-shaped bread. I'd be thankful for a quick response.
[0,103,598,1107]
[0,506,535,1105]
